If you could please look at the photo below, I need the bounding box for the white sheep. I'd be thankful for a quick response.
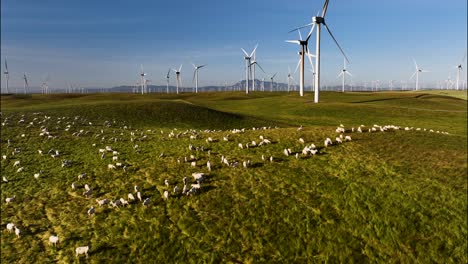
[87,206,95,216]
[207,161,211,171]
[49,235,59,247]
[6,223,15,233]
[299,138,305,144]
[165,179,169,187]
[238,143,243,149]
[269,156,274,163]
[191,183,201,189]
[14,227,21,238]
[143,198,150,207]
[137,191,142,202]
[283,149,289,156]
[119,198,129,206]
[96,199,109,206]
[112,156,118,161]
[163,190,169,199]
[3,176,8,182]
[84,184,90,191]
[75,246,89,258]
[345,136,352,142]
[134,185,139,193]
[112,151,119,155]
[192,172,205,183]
[13,160,20,167]
[108,164,116,170]
[77,173,87,180]
[128,193,135,201]
[191,161,196,167]
[173,186,179,194]
[5,196,15,203]
[71,182,76,190]
[83,189,92,198]
[335,137,342,144]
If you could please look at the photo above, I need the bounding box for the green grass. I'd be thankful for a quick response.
[1,91,466,263]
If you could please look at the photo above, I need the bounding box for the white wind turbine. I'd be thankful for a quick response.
[139,65,147,94]
[269,73,277,92]
[165,69,171,93]
[241,44,258,94]
[250,59,266,91]
[41,74,51,94]
[173,65,183,94]
[291,0,349,103]
[337,58,352,92]
[23,72,29,94]
[287,29,315,96]
[192,63,206,93]
[410,59,428,91]
[3,59,9,93]
[456,53,466,90]
[287,67,298,92]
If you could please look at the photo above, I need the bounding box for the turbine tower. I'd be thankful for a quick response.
[23,72,29,94]
[166,69,171,93]
[173,65,183,94]
[250,60,265,91]
[291,0,349,103]
[140,65,146,94]
[3,59,9,93]
[241,44,258,94]
[410,59,428,91]
[337,58,352,92]
[192,63,206,93]
[456,53,466,90]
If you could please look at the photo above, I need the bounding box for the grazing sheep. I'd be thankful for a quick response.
[71,182,76,190]
[137,192,142,202]
[165,179,169,187]
[77,173,87,180]
[134,185,139,193]
[163,191,169,199]
[324,138,333,147]
[112,151,119,155]
[13,160,20,167]
[14,227,21,238]
[84,184,90,191]
[283,149,289,156]
[345,136,352,142]
[83,189,92,198]
[191,161,196,167]
[5,196,15,203]
[128,193,135,201]
[87,206,95,216]
[269,156,273,163]
[2,155,6,160]
[3,176,8,182]
[207,161,211,171]
[173,186,179,194]
[238,143,243,149]
[96,199,109,206]
[108,164,116,170]
[143,198,150,207]
[183,177,188,185]
[49,235,59,247]
[192,172,205,183]
[112,156,118,161]
[299,138,305,144]
[75,246,89,258]
[119,198,129,206]
[6,223,15,233]
[335,137,342,144]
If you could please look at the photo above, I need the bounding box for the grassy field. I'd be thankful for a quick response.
[1,91,467,263]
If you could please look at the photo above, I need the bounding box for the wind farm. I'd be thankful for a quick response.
[1,0,467,263]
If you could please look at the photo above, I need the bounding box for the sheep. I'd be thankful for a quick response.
[84,184,90,191]
[83,189,92,198]
[110,200,122,208]
[100,153,106,159]
[128,193,135,201]
[13,160,20,167]
[345,136,352,142]
[137,192,142,202]
[173,186,179,194]
[183,177,188,185]
[269,156,274,163]
[119,198,129,206]
[112,151,119,155]
[87,206,95,216]
[299,138,305,144]
[283,149,289,156]
[49,235,59,247]
[324,138,333,147]
[71,182,76,190]
[357,127,362,133]
[14,227,21,238]
[2,155,6,160]
[134,185,139,193]
[96,199,109,206]
[75,246,89,258]
[335,137,342,144]
[238,143,243,149]
[191,161,196,167]
[3,176,8,182]
[163,191,169,199]
[207,161,211,171]
[112,156,118,161]
[6,223,15,233]
[143,198,150,207]
[164,179,170,187]
[78,173,87,180]
[192,172,205,183]
[5,196,15,203]
[34,173,40,179]
[108,164,116,170]
[295,153,299,159]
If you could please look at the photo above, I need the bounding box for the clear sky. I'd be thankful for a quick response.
[1,0,467,91]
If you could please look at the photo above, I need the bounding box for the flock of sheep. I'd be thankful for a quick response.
[1,111,450,259]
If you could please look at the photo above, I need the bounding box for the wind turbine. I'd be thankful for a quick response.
[410,59,428,91]
[23,73,29,94]
[456,53,466,90]
[165,69,171,93]
[173,65,183,94]
[3,59,9,93]
[41,74,51,94]
[192,63,206,93]
[287,29,315,96]
[291,0,349,103]
[241,44,258,94]
[337,58,352,92]
[269,73,277,92]
[287,67,297,92]
[140,65,147,94]
[250,60,265,91]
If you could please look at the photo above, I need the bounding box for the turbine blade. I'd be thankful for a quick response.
[297,29,303,41]
[199,64,207,69]
[4,59,7,71]
[305,51,315,71]
[409,71,417,80]
[288,23,314,33]
[179,64,183,72]
[285,40,300,45]
[167,69,171,77]
[346,71,353,77]
[324,23,349,63]
[250,43,258,57]
[412,59,419,70]
[288,66,291,75]
[193,69,197,83]
[294,56,302,74]
[255,62,266,73]
[272,73,277,79]
[241,48,249,57]
[191,62,196,69]
[305,23,316,42]
[290,76,298,85]
[337,72,343,78]
[322,0,330,18]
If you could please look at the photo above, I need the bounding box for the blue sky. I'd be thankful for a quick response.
[1,0,467,90]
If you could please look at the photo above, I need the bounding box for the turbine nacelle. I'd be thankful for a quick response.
[313,16,325,24]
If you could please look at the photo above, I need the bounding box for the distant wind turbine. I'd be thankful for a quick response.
[165,69,171,93]
[23,72,29,94]
[456,53,466,90]
[3,59,9,93]
[173,65,183,94]
[269,73,277,92]
[140,65,147,94]
[337,58,352,92]
[287,67,298,92]
[410,59,428,91]
[192,63,206,93]
[287,29,315,97]
[241,44,258,94]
